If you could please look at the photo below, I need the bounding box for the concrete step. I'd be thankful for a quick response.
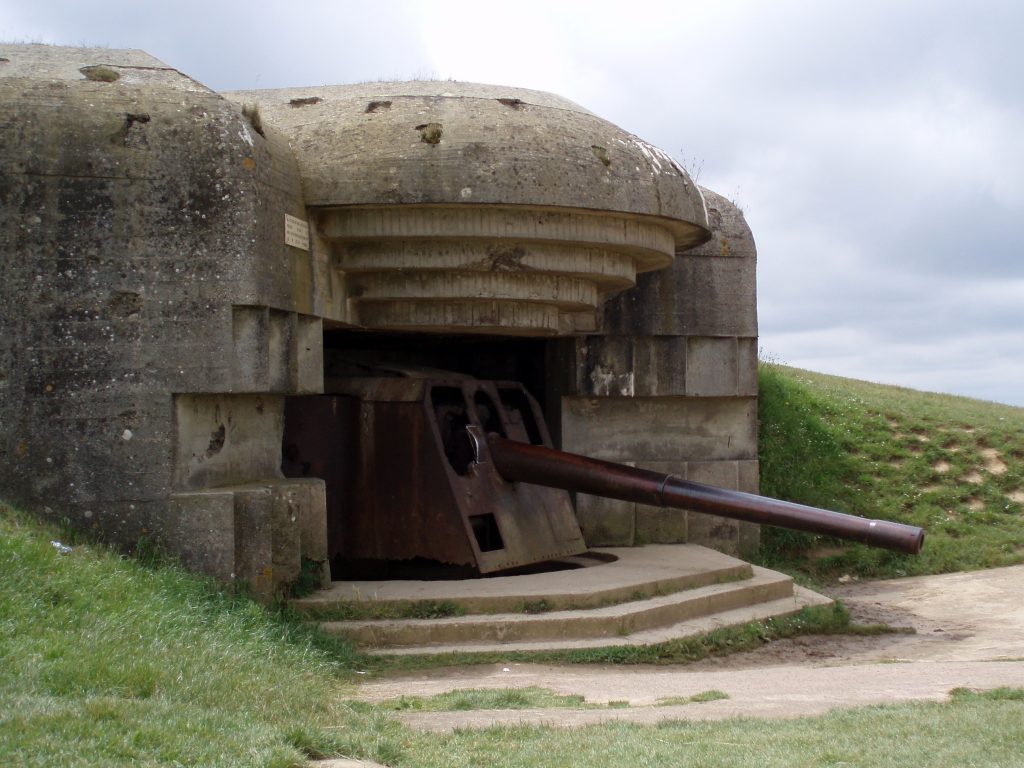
[319,566,797,649]
[293,544,753,619]
[369,585,832,656]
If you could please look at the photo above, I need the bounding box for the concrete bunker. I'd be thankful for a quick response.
[1,45,765,598]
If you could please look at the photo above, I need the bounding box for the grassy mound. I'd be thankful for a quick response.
[0,507,401,767]
[756,363,1024,581]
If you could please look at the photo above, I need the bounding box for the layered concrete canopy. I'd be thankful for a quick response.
[227,81,711,335]
[0,45,758,593]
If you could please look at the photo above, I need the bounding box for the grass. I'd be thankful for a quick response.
[364,687,590,712]
[79,64,120,82]
[3,364,1024,765]
[392,692,1024,768]
[241,102,265,137]
[656,690,730,706]
[756,363,1024,583]
[949,686,1024,702]
[0,505,399,767]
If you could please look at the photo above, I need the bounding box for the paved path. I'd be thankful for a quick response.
[352,565,1024,731]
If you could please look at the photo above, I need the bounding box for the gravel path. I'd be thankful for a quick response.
[352,565,1024,731]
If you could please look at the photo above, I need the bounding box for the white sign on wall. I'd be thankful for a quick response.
[284,214,310,251]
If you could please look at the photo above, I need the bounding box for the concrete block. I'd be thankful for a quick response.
[687,460,741,489]
[231,308,323,394]
[577,336,635,396]
[169,479,328,598]
[576,494,635,547]
[601,190,757,338]
[559,309,600,334]
[738,459,761,494]
[685,461,742,555]
[174,394,285,490]
[632,337,687,397]
[563,335,750,399]
[669,258,758,338]
[296,478,331,587]
[685,337,739,396]
[310,232,349,322]
[268,478,329,588]
[634,507,688,545]
[737,337,759,396]
[633,461,689,545]
[296,315,325,393]
[231,306,270,391]
[561,396,758,463]
[294,478,329,568]
[233,485,275,599]
[287,245,316,318]
[687,516,740,555]
[167,490,236,582]
[271,485,302,584]
[738,521,761,558]
[268,309,297,392]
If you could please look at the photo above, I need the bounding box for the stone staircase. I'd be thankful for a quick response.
[291,544,830,656]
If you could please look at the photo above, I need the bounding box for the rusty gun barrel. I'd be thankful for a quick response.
[484,433,924,555]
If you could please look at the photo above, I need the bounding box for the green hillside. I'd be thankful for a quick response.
[756,363,1024,581]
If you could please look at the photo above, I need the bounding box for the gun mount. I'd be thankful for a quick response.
[281,374,923,577]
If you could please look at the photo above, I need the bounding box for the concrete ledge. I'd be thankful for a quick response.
[170,477,327,598]
[298,545,830,656]
[322,567,794,648]
[366,578,830,656]
[293,544,752,617]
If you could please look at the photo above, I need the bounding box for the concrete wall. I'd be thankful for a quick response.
[0,45,329,596]
[554,189,760,556]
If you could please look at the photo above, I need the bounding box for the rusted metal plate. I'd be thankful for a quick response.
[424,379,586,572]
[352,400,477,565]
[285,377,587,575]
[281,395,358,563]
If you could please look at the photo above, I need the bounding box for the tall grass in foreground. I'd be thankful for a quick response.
[0,506,399,767]
[757,363,1024,581]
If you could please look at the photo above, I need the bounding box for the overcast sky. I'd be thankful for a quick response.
[4,0,1022,406]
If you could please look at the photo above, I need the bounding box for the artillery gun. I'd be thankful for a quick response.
[281,374,923,577]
